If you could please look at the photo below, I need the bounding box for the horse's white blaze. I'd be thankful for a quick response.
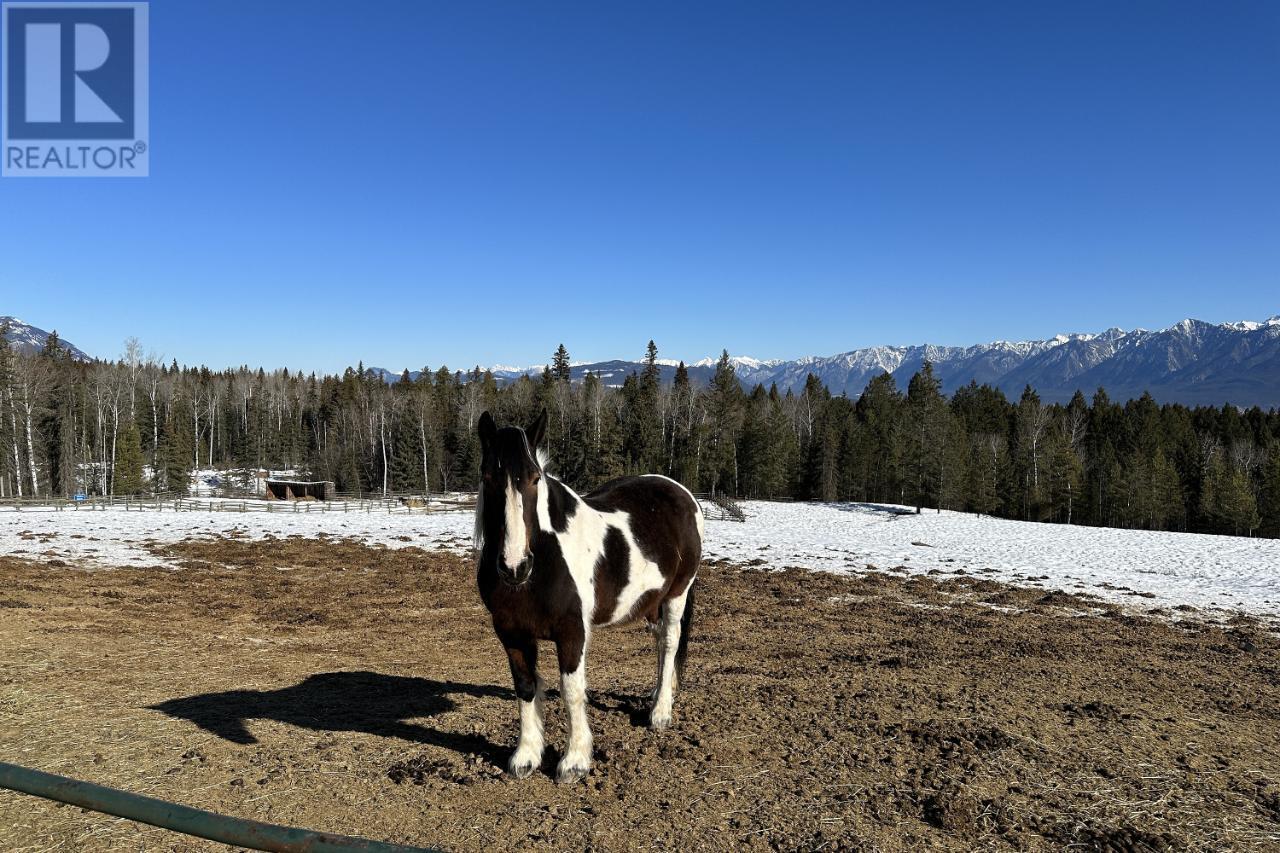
[502,480,527,568]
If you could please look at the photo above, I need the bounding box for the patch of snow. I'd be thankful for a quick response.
[702,502,1280,617]
[2,500,1279,618]
[0,503,477,568]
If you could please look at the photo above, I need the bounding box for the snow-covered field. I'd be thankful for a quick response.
[706,502,1280,618]
[2,500,1278,618]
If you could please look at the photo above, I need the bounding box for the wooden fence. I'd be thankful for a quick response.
[0,494,476,515]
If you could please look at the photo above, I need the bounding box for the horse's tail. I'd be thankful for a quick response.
[675,579,695,685]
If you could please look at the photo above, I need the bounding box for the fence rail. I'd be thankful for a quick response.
[0,494,476,515]
[0,760,435,852]
[170,496,475,515]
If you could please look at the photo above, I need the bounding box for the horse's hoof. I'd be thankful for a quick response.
[649,712,672,731]
[506,753,537,778]
[555,761,590,784]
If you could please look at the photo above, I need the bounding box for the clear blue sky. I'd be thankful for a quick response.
[2,0,1277,373]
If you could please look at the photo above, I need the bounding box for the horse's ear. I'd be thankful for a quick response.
[478,411,497,447]
[527,408,548,450]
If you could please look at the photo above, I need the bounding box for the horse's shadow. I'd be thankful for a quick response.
[588,689,654,728]
[149,671,512,764]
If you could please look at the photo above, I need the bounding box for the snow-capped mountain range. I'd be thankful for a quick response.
[476,316,1280,407]
[0,316,91,361]
[8,312,1280,407]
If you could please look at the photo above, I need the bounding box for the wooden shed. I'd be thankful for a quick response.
[263,480,335,501]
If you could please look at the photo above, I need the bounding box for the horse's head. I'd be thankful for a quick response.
[476,409,548,585]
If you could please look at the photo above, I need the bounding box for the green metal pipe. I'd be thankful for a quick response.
[0,761,437,853]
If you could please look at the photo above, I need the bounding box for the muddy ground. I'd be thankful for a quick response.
[1,536,1279,851]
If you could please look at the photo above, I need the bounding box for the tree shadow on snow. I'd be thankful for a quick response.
[149,670,511,762]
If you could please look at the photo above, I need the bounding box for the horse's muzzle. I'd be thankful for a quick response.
[497,557,533,586]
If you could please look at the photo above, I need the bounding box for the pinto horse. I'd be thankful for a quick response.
[474,410,703,783]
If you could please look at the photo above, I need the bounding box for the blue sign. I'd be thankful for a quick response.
[2,1,149,177]
[73,492,86,501]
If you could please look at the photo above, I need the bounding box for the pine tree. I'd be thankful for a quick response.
[1149,448,1184,530]
[968,433,1007,516]
[1201,457,1261,536]
[767,384,799,499]
[705,351,744,495]
[1045,430,1083,524]
[552,344,571,384]
[1259,444,1280,539]
[1014,386,1049,520]
[389,412,425,493]
[855,373,903,503]
[904,362,949,512]
[668,362,700,486]
[581,371,622,488]
[41,331,63,360]
[642,340,660,383]
[633,340,663,473]
[113,422,145,495]
[159,395,193,495]
[546,345,587,484]
[161,439,191,496]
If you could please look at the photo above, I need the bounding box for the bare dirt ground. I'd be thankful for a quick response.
[2,536,1279,851]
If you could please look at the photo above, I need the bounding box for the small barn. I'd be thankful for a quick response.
[263,479,335,501]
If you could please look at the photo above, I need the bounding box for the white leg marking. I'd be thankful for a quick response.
[650,586,689,730]
[557,659,593,783]
[508,675,545,778]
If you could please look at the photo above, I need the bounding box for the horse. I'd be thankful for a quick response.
[474,409,703,783]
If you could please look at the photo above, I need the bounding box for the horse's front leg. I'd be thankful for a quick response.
[555,627,592,784]
[503,635,545,779]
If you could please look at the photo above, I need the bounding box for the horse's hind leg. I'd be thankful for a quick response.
[650,582,692,730]
[647,617,664,702]
[503,636,545,778]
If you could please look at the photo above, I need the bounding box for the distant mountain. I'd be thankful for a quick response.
[0,316,91,361]
[367,367,423,384]
[469,316,1280,408]
[22,312,1279,407]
